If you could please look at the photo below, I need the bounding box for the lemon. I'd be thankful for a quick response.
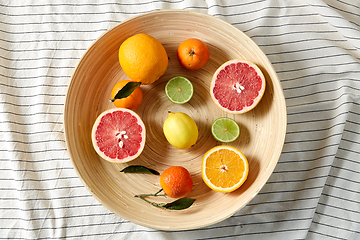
[163,112,198,149]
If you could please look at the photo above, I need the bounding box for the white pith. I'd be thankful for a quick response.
[91,108,146,163]
[210,59,266,114]
[201,145,248,192]
[165,76,193,104]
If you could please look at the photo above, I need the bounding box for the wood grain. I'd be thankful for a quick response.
[64,9,287,231]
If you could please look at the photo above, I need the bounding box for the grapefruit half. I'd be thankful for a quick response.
[91,108,146,163]
[210,59,266,114]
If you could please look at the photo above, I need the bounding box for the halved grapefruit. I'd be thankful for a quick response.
[91,108,146,163]
[210,59,266,114]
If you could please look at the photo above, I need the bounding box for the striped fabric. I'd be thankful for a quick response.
[1,0,359,239]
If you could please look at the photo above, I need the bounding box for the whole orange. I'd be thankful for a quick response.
[111,80,143,110]
[119,33,168,85]
[177,38,209,70]
[160,166,193,198]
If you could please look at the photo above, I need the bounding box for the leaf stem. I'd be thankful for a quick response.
[134,189,167,209]
[154,188,164,196]
[134,189,196,210]
[134,188,165,198]
[136,195,167,209]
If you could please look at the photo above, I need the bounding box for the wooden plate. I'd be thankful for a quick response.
[64,10,287,231]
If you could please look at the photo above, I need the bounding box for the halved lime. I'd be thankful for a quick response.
[211,117,240,143]
[165,76,194,104]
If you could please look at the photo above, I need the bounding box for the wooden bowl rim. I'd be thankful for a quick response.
[64,9,287,230]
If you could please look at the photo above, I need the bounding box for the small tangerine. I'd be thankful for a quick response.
[160,166,193,198]
[111,80,143,110]
[177,38,209,70]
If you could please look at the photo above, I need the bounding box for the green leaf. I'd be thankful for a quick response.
[135,194,196,210]
[110,81,141,102]
[120,165,160,175]
[162,197,196,210]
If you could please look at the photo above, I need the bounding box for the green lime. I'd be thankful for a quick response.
[165,76,193,104]
[211,117,240,143]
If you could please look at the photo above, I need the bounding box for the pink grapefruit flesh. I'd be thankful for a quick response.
[91,108,146,163]
[210,59,266,114]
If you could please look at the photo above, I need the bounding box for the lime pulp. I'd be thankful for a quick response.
[211,117,240,143]
[165,76,193,104]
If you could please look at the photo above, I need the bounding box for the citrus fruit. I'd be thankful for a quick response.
[160,166,193,198]
[165,76,193,104]
[210,59,266,114]
[163,112,198,149]
[111,80,143,110]
[119,33,168,85]
[177,38,209,70]
[201,145,249,193]
[211,117,240,143]
[91,108,146,163]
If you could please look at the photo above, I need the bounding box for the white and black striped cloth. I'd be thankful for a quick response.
[1,1,359,239]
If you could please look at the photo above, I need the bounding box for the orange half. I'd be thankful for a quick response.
[201,145,249,193]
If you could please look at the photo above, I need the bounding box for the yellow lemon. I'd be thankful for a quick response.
[163,112,198,149]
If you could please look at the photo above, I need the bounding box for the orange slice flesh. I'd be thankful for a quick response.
[201,145,249,193]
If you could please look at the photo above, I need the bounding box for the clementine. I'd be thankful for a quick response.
[160,166,193,198]
[177,38,209,70]
[119,33,168,85]
[111,80,143,110]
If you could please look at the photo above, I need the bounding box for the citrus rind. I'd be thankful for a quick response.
[210,59,266,114]
[163,112,198,149]
[201,145,249,193]
[118,33,168,85]
[165,76,194,104]
[91,108,146,163]
[211,117,240,143]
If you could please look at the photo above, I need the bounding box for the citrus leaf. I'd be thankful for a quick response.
[162,197,196,210]
[135,194,196,210]
[120,165,159,175]
[110,81,141,102]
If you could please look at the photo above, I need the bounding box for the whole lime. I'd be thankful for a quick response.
[163,112,198,149]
